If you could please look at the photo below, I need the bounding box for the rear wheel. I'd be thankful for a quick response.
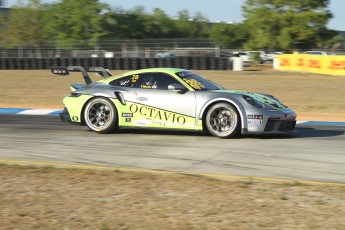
[205,103,240,138]
[84,98,117,133]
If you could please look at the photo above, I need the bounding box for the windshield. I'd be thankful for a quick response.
[175,71,224,91]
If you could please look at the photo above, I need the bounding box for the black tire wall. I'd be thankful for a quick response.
[0,57,232,70]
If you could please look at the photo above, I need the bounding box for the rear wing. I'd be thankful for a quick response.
[50,66,112,85]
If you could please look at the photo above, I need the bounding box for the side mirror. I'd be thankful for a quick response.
[168,83,185,91]
[168,83,187,94]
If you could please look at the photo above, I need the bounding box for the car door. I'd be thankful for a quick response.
[131,72,197,128]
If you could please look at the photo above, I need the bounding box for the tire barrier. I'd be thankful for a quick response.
[0,57,232,70]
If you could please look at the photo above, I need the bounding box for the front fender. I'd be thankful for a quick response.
[197,97,247,131]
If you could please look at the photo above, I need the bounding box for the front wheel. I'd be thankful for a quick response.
[84,98,118,133]
[205,103,240,138]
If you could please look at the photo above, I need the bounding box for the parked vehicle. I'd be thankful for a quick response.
[303,51,330,55]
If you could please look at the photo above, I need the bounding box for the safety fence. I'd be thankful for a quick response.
[276,54,345,75]
[0,38,220,58]
[0,57,231,70]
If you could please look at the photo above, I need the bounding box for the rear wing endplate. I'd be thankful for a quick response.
[50,66,112,85]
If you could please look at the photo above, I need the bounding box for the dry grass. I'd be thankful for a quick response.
[0,67,345,121]
[1,164,344,230]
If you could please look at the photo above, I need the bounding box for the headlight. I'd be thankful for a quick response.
[242,95,263,108]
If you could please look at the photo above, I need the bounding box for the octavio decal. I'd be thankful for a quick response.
[129,104,186,125]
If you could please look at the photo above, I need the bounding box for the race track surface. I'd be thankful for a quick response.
[0,115,344,183]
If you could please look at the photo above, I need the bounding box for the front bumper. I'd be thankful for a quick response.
[244,108,297,134]
[264,119,296,132]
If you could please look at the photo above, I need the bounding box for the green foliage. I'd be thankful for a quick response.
[0,0,45,48]
[242,0,334,50]
[103,8,209,40]
[103,6,179,39]
[172,10,209,38]
[42,0,110,49]
[209,22,249,48]
[0,0,340,50]
[317,30,344,49]
[0,14,5,43]
[150,8,178,38]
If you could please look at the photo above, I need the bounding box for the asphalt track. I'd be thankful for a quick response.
[0,114,344,183]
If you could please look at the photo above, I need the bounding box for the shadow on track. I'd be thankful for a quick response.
[97,128,207,137]
[104,126,345,139]
[245,127,345,139]
[290,127,345,138]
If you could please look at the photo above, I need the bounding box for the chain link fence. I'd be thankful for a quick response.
[0,38,221,58]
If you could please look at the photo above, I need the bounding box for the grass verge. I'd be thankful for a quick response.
[1,164,345,230]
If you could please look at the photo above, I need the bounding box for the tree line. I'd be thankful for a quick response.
[0,0,343,50]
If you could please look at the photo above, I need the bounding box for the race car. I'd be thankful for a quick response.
[51,66,297,138]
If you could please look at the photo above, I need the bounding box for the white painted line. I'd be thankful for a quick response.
[17,109,59,115]
[297,121,345,126]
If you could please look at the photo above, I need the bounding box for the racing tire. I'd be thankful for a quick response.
[205,103,240,138]
[84,98,118,134]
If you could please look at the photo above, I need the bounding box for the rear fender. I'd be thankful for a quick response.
[70,84,86,91]
[63,94,94,123]
[80,96,121,126]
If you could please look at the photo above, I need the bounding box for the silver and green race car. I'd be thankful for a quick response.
[51,66,297,138]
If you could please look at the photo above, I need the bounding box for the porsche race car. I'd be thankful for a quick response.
[51,66,297,138]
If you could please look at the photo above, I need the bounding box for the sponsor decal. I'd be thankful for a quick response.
[136,121,146,126]
[125,118,131,122]
[122,113,133,117]
[131,74,139,83]
[247,114,263,126]
[308,59,321,69]
[280,58,291,66]
[140,84,157,89]
[51,66,69,75]
[147,118,166,126]
[53,69,66,74]
[72,116,79,121]
[129,104,186,125]
[119,79,131,86]
[248,120,263,126]
[247,115,263,120]
[328,61,345,70]
[297,58,304,67]
[182,78,205,90]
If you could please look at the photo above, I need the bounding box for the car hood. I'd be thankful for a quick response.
[209,89,287,110]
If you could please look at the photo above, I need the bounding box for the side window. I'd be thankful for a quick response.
[109,74,140,87]
[138,73,180,90]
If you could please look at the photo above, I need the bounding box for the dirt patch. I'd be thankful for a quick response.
[1,164,344,230]
[1,67,344,121]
